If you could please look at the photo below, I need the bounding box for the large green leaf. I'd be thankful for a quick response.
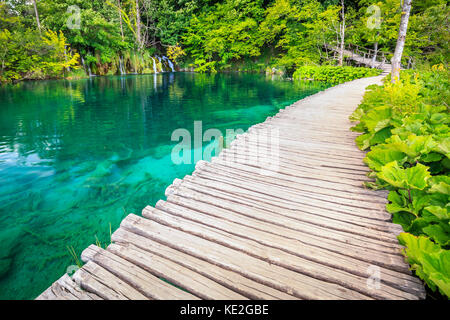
[385,134,437,160]
[429,176,450,196]
[398,233,450,297]
[377,161,431,190]
[424,206,450,220]
[369,127,392,146]
[423,223,450,246]
[355,133,372,150]
[364,146,406,171]
[387,189,432,217]
[349,107,364,122]
[433,136,450,158]
[361,106,392,133]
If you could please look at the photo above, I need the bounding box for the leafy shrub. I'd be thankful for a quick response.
[350,67,450,298]
[293,65,382,83]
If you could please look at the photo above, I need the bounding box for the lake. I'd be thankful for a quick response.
[0,72,330,299]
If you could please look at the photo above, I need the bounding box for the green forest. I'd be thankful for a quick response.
[0,0,448,82]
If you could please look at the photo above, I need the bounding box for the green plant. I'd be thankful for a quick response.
[350,67,450,298]
[66,246,82,268]
[293,65,382,84]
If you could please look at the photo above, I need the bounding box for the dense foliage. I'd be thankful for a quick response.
[350,66,450,297]
[0,0,199,81]
[0,0,449,81]
[293,65,381,83]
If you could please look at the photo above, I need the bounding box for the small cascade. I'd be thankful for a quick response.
[86,51,94,77]
[118,56,126,75]
[156,56,164,72]
[151,57,158,73]
[80,56,87,74]
[163,56,175,72]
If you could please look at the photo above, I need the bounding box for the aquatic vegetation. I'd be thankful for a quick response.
[66,246,82,269]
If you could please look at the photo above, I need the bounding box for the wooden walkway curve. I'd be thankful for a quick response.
[325,44,393,72]
[37,75,426,300]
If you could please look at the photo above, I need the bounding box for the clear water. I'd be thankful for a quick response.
[0,72,330,299]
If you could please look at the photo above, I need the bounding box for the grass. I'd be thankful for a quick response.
[66,245,82,268]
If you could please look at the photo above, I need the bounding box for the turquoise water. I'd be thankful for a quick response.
[0,72,330,299]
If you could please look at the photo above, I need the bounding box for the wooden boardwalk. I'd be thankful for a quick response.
[325,44,392,72]
[37,75,425,300]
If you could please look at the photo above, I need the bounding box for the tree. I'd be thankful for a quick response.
[135,0,143,50]
[391,0,412,82]
[118,0,125,40]
[338,0,346,66]
[32,0,42,35]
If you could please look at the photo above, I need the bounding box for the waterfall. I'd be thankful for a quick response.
[80,56,87,74]
[86,51,94,77]
[156,56,164,72]
[118,56,126,75]
[151,57,158,73]
[163,56,175,72]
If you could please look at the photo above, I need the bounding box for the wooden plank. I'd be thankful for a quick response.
[161,194,418,288]
[220,149,373,183]
[120,214,372,300]
[72,261,147,299]
[172,178,405,258]
[149,203,423,298]
[192,169,388,216]
[36,274,101,300]
[183,173,392,223]
[233,136,369,166]
[209,157,385,199]
[196,159,388,205]
[111,228,298,300]
[181,175,401,254]
[169,176,398,245]
[81,245,199,300]
[164,184,409,272]
[172,174,394,234]
[90,242,246,300]
[230,142,370,172]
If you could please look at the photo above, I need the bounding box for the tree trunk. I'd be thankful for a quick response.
[391,0,412,83]
[135,0,142,50]
[32,0,41,35]
[338,0,345,66]
[118,0,124,41]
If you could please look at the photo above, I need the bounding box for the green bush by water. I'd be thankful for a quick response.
[293,66,382,83]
